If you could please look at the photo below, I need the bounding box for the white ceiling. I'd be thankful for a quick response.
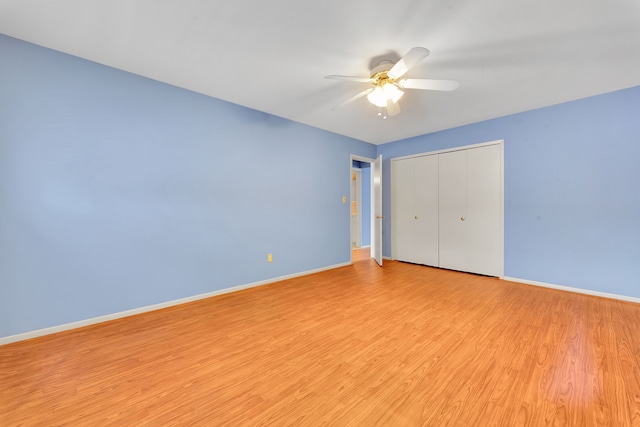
[1,0,639,145]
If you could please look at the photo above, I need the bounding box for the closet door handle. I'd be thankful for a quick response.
[414,216,418,219]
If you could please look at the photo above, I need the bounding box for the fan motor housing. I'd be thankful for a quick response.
[371,60,394,76]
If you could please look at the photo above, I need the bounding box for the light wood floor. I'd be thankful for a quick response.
[2,249,640,426]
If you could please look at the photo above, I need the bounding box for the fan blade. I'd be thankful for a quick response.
[332,88,373,110]
[325,75,374,83]
[387,47,430,79]
[399,78,460,91]
[386,98,401,117]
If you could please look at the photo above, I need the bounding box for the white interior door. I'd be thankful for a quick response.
[438,150,467,272]
[371,155,383,266]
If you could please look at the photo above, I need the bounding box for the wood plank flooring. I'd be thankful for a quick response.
[2,249,640,426]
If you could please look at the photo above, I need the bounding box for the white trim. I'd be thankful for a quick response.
[349,154,376,265]
[498,142,505,277]
[390,139,504,162]
[351,168,363,248]
[0,262,351,346]
[503,276,640,304]
[351,154,376,163]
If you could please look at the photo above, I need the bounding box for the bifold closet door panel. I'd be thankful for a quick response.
[414,155,439,266]
[438,150,468,272]
[391,158,415,262]
[467,145,502,277]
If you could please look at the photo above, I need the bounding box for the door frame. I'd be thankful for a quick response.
[350,154,377,264]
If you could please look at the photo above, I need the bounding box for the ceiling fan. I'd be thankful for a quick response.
[325,47,459,118]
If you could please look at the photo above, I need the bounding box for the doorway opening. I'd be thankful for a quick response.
[350,154,382,266]
[350,163,369,249]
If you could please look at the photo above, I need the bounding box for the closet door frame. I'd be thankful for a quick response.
[390,139,504,278]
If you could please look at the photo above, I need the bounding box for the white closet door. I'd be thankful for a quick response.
[391,141,503,276]
[467,145,502,276]
[391,158,415,262]
[438,150,468,272]
[414,155,439,266]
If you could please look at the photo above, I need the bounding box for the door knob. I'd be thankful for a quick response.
[414,216,418,219]
[460,217,465,221]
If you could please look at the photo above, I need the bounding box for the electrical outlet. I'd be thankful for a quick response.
[267,253,273,263]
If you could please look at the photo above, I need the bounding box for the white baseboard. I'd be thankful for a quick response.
[0,262,351,346]
[502,276,640,304]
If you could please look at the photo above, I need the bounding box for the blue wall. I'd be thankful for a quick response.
[378,86,640,297]
[0,35,375,338]
[2,32,638,340]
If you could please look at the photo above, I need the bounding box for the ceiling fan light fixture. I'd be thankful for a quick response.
[367,83,404,108]
[367,86,386,107]
[385,83,404,103]
[327,47,457,116]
